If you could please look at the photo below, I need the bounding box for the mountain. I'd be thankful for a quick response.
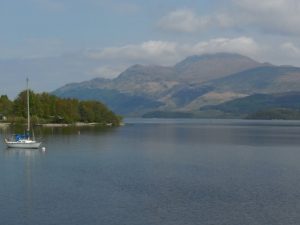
[174,53,262,82]
[55,87,163,115]
[207,66,300,94]
[199,92,300,119]
[53,53,300,117]
[55,53,261,98]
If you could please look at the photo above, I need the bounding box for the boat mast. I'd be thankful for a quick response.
[26,78,30,134]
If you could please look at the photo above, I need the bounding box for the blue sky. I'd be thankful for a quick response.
[0,0,216,56]
[1,0,300,97]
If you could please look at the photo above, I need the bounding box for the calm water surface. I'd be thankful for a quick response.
[1,119,300,225]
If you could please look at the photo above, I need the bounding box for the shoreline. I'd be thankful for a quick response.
[0,123,10,128]
[40,122,102,127]
[0,122,117,128]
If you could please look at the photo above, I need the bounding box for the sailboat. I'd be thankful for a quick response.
[5,78,42,149]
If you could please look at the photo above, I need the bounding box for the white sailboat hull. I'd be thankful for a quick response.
[5,139,41,149]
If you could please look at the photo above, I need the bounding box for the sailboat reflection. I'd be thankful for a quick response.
[3,146,45,223]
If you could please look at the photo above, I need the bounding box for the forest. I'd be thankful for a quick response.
[0,91,122,126]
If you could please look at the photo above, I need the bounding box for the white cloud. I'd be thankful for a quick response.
[89,66,126,79]
[86,41,180,65]
[231,0,300,35]
[158,0,300,35]
[86,37,260,66]
[213,13,235,28]
[280,42,300,58]
[193,37,260,56]
[234,0,293,12]
[156,8,244,33]
[157,9,211,32]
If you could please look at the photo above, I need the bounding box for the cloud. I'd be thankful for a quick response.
[281,42,300,54]
[233,0,294,13]
[156,8,242,33]
[158,0,300,35]
[86,37,260,66]
[192,37,259,56]
[89,65,126,79]
[86,41,179,65]
[231,0,300,35]
[157,9,211,32]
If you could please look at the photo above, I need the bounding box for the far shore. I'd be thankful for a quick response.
[40,122,105,127]
[0,122,116,128]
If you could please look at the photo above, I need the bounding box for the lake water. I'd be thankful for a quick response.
[1,119,300,225]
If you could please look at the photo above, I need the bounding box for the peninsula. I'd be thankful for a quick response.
[0,91,122,127]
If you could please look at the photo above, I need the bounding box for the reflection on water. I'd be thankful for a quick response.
[1,119,300,225]
[4,148,41,157]
[1,124,117,137]
[1,148,42,225]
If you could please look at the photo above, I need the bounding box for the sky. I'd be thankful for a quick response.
[1,0,300,98]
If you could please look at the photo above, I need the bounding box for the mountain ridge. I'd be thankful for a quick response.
[53,53,300,117]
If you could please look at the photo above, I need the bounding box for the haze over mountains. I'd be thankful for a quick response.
[53,53,300,117]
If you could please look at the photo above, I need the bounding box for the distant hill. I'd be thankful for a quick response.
[199,92,300,118]
[207,66,300,94]
[247,108,300,120]
[53,53,300,117]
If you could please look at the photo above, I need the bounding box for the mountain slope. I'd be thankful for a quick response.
[207,66,300,94]
[174,53,262,82]
[199,92,300,118]
[55,87,163,115]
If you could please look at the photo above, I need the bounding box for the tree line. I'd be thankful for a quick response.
[0,91,122,126]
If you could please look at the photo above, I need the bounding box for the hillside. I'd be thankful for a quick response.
[53,53,300,117]
[55,87,163,115]
[200,92,300,118]
[174,53,262,82]
[207,66,300,94]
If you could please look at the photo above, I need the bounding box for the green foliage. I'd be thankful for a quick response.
[0,95,13,115]
[9,116,26,125]
[3,90,122,126]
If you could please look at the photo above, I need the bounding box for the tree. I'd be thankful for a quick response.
[5,90,122,126]
[0,95,13,116]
